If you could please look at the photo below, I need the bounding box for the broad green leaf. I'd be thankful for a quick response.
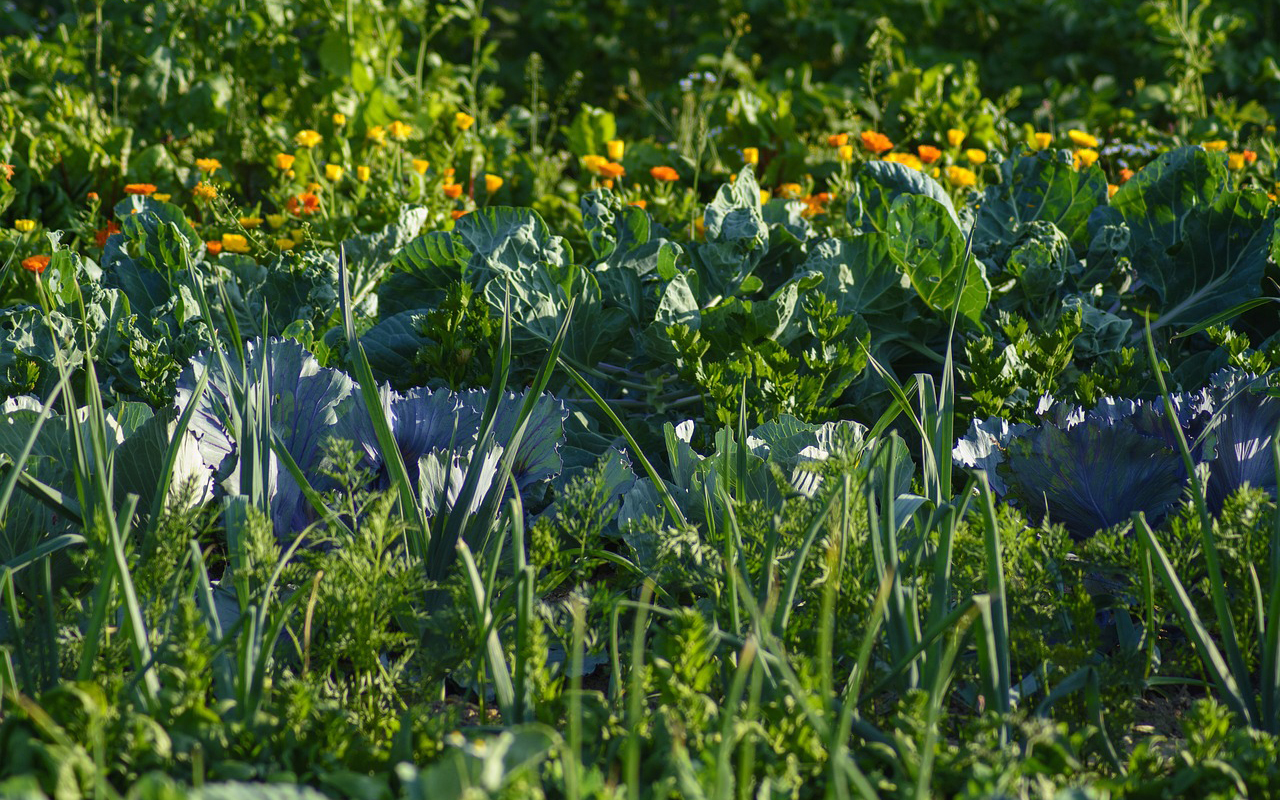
[974,150,1106,256]
[888,194,990,324]
[849,160,960,233]
[377,231,472,315]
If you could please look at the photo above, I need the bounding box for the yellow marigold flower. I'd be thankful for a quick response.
[1108,183,1119,199]
[777,182,803,199]
[485,174,504,194]
[1201,140,1228,152]
[742,147,759,166]
[153,193,171,202]
[917,145,942,164]
[965,148,987,165]
[884,152,924,170]
[412,159,430,175]
[367,126,387,146]
[827,133,849,147]
[332,113,346,126]
[294,129,322,148]
[196,158,222,173]
[455,112,475,131]
[695,216,706,238]
[1228,152,1246,171]
[606,139,625,161]
[759,189,771,205]
[1033,132,1053,150]
[266,214,287,229]
[239,217,263,229]
[275,153,296,171]
[1074,148,1100,170]
[946,128,966,148]
[388,121,412,141]
[276,238,296,251]
[598,162,626,179]
[1067,130,1098,148]
[860,130,893,154]
[945,165,977,188]
[582,155,608,175]
[838,144,854,162]
[14,219,36,233]
[357,165,371,183]
[193,182,217,201]
[444,183,463,199]
[221,233,250,254]
[325,163,344,181]
[601,179,614,190]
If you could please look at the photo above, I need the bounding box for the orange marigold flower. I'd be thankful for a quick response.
[87,191,99,201]
[1244,150,1258,164]
[650,165,680,182]
[275,153,296,171]
[95,221,121,247]
[1,164,13,181]
[601,179,614,189]
[1119,168,1135,184]
[917,145,942,164]
[286,192,320,215]
[124,183,157,196]
[206,240,223,256]
[21,255,50,274]
[1108,183,1119,199]
[451,209,469,220]
[827,133,849,147]
[598,162,626,179]
[629,199,648,209]
[860,131,893,154]
[444,183,463,199]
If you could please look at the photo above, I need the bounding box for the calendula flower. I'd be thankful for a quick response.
[1228,152,1246,171]
[759,189,772,205]
[275,153,296,171]
[598,162,626,179]
[945,165,977,187]
[367,126,387,146]
[455,112,475,131]
[629,199,648,209]
[917,145,942,164]
[860,130,893,154]
[306,181,322,194]
[14,219,36,233]
[1118,168,1135,184]
[152,193,171,202]
[838,144,854,162]
[742,147,759,166]
[221,233,250,254]
[827,133,849,147]
[1,164,13,181]
[412,159,430,175]
[777,182,803,199]
[601,179,614,190]
[451,209,469,220]
[196,157,222,173]
[294,129,322,148]
[1244,150,1258,164]
[87,191,99,201]
[606,139,625,161]
[124,183,157,196]
[1033,132,1053,150]
[276,238,296,251]
[1108,183,1119,199]
[388,121,412,141]
[286,192,320,215]
[485,174,504,194]
[94,221,121,247]
[332,112,346,126]
[239,217,263,229]
[650,165,680,182]
[356,166,371,182]
[325,163,344,181]
[1074,148,1100,170]
[965,148,987,165]
[205,241,222,256]
[695,216,706,238]
[193,182,217,201]
[582,155,608,174]
[22,255,50,274]
[1067,130,1099,148]
[946,129,966,148]
[1201,140,1228,152]
[444,183,463,199]
[883,152,924,170]
[266,214,287,229]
